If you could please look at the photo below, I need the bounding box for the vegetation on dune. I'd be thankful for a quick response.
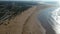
[0,1,37,25]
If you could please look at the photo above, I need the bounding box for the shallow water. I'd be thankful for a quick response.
[37,6,60,34]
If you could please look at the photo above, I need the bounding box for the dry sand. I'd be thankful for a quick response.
[0,5,50,34]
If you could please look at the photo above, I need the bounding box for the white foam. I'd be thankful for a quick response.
[51,7,60,34]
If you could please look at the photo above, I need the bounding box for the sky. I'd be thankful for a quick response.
[0,0,59,1]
